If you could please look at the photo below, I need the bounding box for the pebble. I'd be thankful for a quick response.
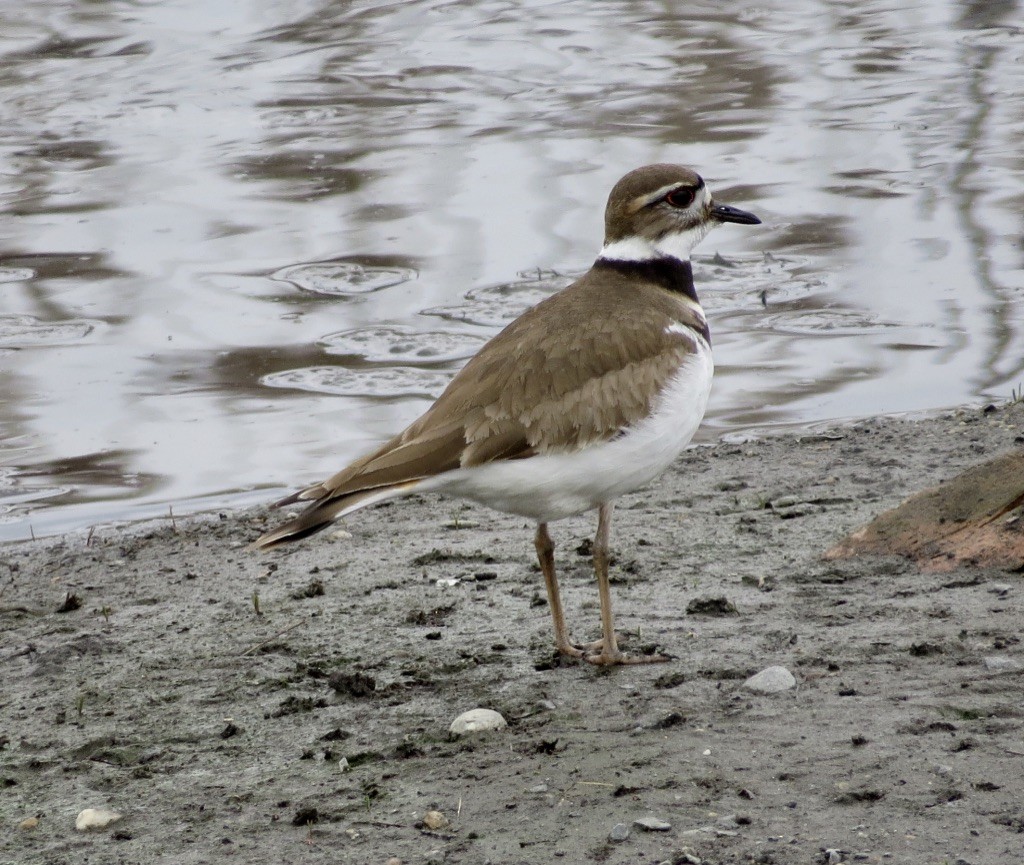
[608,822,631,842]
[983,656,1020,671]
[528,783,549,793]
[742,665,796,693]
[422,810,448,830]
[633,816,672,831]
[18,816,39,831]
[442,519,480,530]
[75,808,123,831]
[449,708,507,736]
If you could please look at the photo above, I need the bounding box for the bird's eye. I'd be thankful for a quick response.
[664,187,696,208]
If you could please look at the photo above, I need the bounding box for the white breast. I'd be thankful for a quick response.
[424,346,714,522]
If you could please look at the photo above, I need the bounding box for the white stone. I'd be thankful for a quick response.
[422,810,448,830]
[983,656,1020,671]
[75,808,123,831]
[608,823,631,842]
[449,708,507,736]
[742,665,796,693]
[634,816,672,831]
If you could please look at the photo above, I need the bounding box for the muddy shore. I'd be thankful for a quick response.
[2,401,1023,865]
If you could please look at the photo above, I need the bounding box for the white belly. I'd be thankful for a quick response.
[423,349,713,522]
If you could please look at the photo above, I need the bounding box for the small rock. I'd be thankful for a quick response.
[449,708,507,736]
[983,656,1020,671]
[422,810,448,830]
[652,711,686,729]
[56,592,82,613]
[528,783,549,793]
[18,816,39,831]
[75,808,123,831]
[386,858,402,865]
[686,596,738,616]
[743,666,796,693]
[328,671,377,698]
[608,822,631,842]
[535,699,557,711]
[442,519,480,530]
[633,816,672,831]
[292,807,319,826]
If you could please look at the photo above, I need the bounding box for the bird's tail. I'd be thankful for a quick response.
[252,481,421,550]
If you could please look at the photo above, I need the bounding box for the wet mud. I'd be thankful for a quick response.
[3,401,1024,864]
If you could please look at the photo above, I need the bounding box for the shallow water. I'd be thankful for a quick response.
[1,0,1022,542]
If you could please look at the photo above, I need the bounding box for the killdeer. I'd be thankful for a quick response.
[256,164,760,665]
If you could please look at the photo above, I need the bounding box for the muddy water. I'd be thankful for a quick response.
[1,0,1021,542]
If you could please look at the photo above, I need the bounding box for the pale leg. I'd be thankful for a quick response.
[585,502,670,666]
[535,522,584,658]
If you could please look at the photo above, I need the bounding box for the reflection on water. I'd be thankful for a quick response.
[1,0,1022,542]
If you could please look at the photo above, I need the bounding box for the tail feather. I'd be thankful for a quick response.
[253,481,420,550]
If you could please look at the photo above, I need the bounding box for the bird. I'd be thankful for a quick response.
[255,163,761,665]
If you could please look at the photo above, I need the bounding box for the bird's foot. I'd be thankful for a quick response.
[554,641,588,660]
[556,635,671,666]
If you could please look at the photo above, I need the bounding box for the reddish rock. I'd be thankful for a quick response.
[826,451,1024,571]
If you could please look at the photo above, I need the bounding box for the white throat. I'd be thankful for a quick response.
[599,222,715,263]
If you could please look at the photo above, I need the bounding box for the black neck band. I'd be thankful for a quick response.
[595,256,698,303]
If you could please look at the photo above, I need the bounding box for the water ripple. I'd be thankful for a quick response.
[0,315,99,348]
[271,258,418,296]
[422,270,572,327]
[260,366,450,399]
[318,325,485,364]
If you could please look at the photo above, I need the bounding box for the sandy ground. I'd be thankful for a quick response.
[2,401,1023,865]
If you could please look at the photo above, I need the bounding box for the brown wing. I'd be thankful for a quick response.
[301,267,704,500]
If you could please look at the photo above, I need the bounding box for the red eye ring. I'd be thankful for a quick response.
[664,187,696,208]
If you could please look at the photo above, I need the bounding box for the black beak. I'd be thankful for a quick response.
[710,202,761,225]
